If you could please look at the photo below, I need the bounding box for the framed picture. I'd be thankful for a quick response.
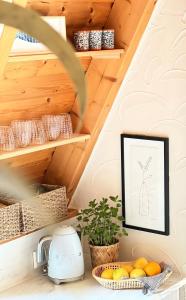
[121,134,169,235]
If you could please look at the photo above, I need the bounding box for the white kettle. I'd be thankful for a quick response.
[37,225,84,284]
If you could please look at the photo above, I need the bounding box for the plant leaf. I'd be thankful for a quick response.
[117,216,124,221]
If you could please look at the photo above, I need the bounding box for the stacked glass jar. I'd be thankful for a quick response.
[0,113,73,152]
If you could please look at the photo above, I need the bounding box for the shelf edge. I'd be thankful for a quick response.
[0,134,90,161]
[8,49,125,62]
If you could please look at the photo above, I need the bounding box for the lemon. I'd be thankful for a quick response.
[133,257,148,269]
[120,264,133,274]
[101,269,114,279]
[113,268,129,280]
[130,268,146,279]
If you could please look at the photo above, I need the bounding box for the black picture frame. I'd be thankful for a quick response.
[121,134,169,236]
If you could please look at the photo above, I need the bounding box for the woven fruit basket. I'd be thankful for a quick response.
[92,262,172,291]
[92,262,143,290]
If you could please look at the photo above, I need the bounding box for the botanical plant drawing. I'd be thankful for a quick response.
[138,156,152,217]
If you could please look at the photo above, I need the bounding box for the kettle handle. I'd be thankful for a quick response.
[37,235,52,265]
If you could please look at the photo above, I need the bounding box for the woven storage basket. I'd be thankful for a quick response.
[21,184,68,233]
[0,202,20,241]
[92,262,144,290]
[90,242,119,268]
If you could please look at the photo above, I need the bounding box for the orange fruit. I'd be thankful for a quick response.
[144,261,161,276]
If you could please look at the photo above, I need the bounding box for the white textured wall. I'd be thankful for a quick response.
[72,0,186,276]
[0,217,76,293]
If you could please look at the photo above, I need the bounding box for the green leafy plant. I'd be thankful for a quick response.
[77,196,128,246]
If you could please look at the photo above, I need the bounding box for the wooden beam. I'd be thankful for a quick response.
[0,0,28,76]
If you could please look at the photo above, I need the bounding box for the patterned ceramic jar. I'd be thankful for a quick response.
[102,29,115,50]
[73,31,90,51]
[89,30,102,50]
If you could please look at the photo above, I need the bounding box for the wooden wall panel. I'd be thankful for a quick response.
[44,141,88,188]
[27,0,114,41]
[45,60,108,186]
[0,57,90,180]
[2,149,55,182]
[0,58,90,125]
[45,0,156,200]
[45,58,123,194]
[105,0,154,48]
[0,0,156,187]
[3,58,90,79]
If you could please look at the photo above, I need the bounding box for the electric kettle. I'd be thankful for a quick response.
[37,225,84,284]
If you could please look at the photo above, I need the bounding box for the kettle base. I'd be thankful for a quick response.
[49,274,84,285]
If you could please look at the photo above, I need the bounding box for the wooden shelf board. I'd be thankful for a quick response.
[0,134,90,161]
[8,49,124,62]
[0,208,78,245]
[76,49,124,59]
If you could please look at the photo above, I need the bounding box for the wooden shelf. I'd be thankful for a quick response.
[0,134,90,160]
[8,49,124,62]
[77,49,124,59]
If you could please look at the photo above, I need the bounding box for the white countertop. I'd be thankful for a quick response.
[0,271,185,300]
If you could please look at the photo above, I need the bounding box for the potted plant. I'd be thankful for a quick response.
[77,196,128,268]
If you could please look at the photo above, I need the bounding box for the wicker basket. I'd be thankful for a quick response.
[92,262,173,292]
[92,262,144,290]
[90,242,119,268]
[21,184,68,233]
[0,202,21,241]
[0,184,68,238]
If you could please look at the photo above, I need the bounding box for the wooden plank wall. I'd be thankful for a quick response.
[45,58,122,188]
[5,149,54,182]
[27,0,115,41]
[45,0,156,200]
[0,0,156,186]
[0,58,90,181]
[0,0,114,181]
[105,0,153,48]
[0,58,90,125]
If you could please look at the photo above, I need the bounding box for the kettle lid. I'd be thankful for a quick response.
[54,225,77,236]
